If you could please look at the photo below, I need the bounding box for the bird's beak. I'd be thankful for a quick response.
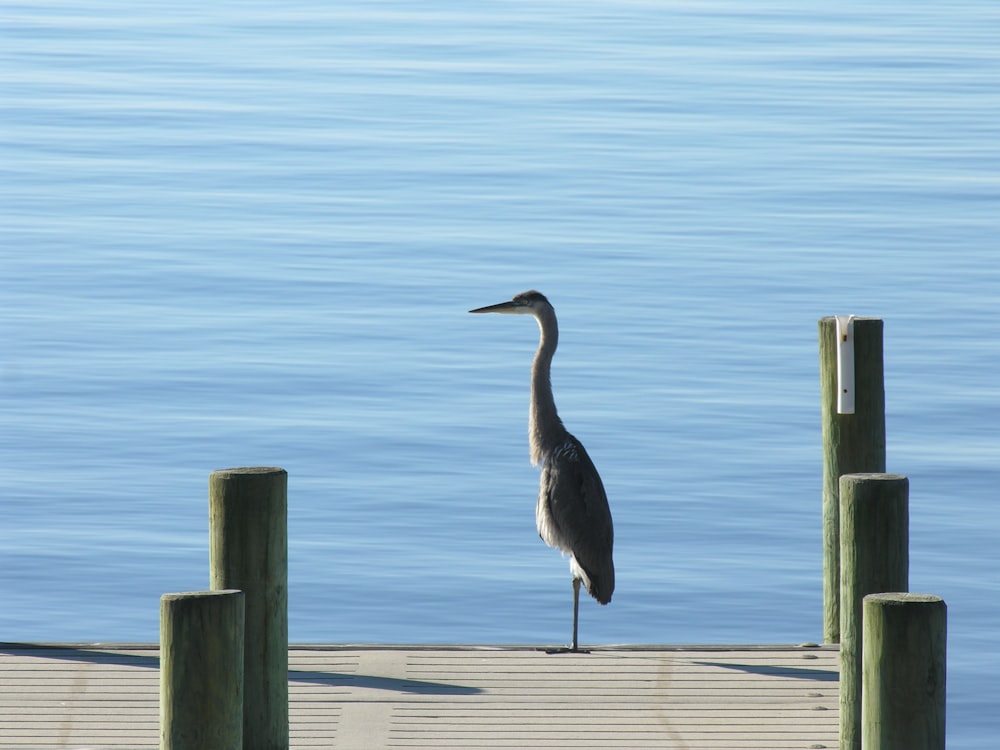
[469,299,521,314]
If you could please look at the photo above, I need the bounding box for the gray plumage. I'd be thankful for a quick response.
[470,290,614,650]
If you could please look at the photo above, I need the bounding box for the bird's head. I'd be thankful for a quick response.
[469,290,551,316]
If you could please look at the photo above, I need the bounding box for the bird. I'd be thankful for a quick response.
[470,290,614,652]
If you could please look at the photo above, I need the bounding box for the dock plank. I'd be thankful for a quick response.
[0,643,839,749]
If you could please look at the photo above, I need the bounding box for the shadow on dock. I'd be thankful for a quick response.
[0,643,481,696]
[290,669,482,695]
[0,643,160,669]
[693,659,839,681]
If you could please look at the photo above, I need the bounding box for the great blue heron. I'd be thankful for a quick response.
[470,290,614,652]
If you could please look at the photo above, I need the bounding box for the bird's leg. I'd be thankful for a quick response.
[571,577,581,652]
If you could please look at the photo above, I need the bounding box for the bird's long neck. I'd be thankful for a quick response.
[529,307,567,465]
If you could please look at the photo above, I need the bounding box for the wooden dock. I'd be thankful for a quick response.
[0,642,838,749]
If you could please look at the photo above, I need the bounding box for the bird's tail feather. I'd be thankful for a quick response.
[582,560,614,605]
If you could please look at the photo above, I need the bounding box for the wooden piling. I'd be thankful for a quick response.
[863,593,947,750]
[209,467,289,750]
[160,590,244,750]
[819,316,886,643]
[838,473,908,750]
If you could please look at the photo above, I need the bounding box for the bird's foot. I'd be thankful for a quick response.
[543,645,590,655]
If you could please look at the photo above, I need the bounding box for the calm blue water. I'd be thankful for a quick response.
[3,1,998,745]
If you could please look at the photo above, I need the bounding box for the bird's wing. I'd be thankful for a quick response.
[542,435,615,603]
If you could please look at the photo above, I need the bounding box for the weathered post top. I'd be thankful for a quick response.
[212,466,287,477]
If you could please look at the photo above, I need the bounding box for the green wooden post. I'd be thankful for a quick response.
[819,316,886,643]
[863,593,947,750]
[210,467,289,750]
[160,590,244,750]
[839,473,908,750]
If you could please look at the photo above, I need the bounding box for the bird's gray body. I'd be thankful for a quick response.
[536,432,615,605]
[470,290,615,648]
